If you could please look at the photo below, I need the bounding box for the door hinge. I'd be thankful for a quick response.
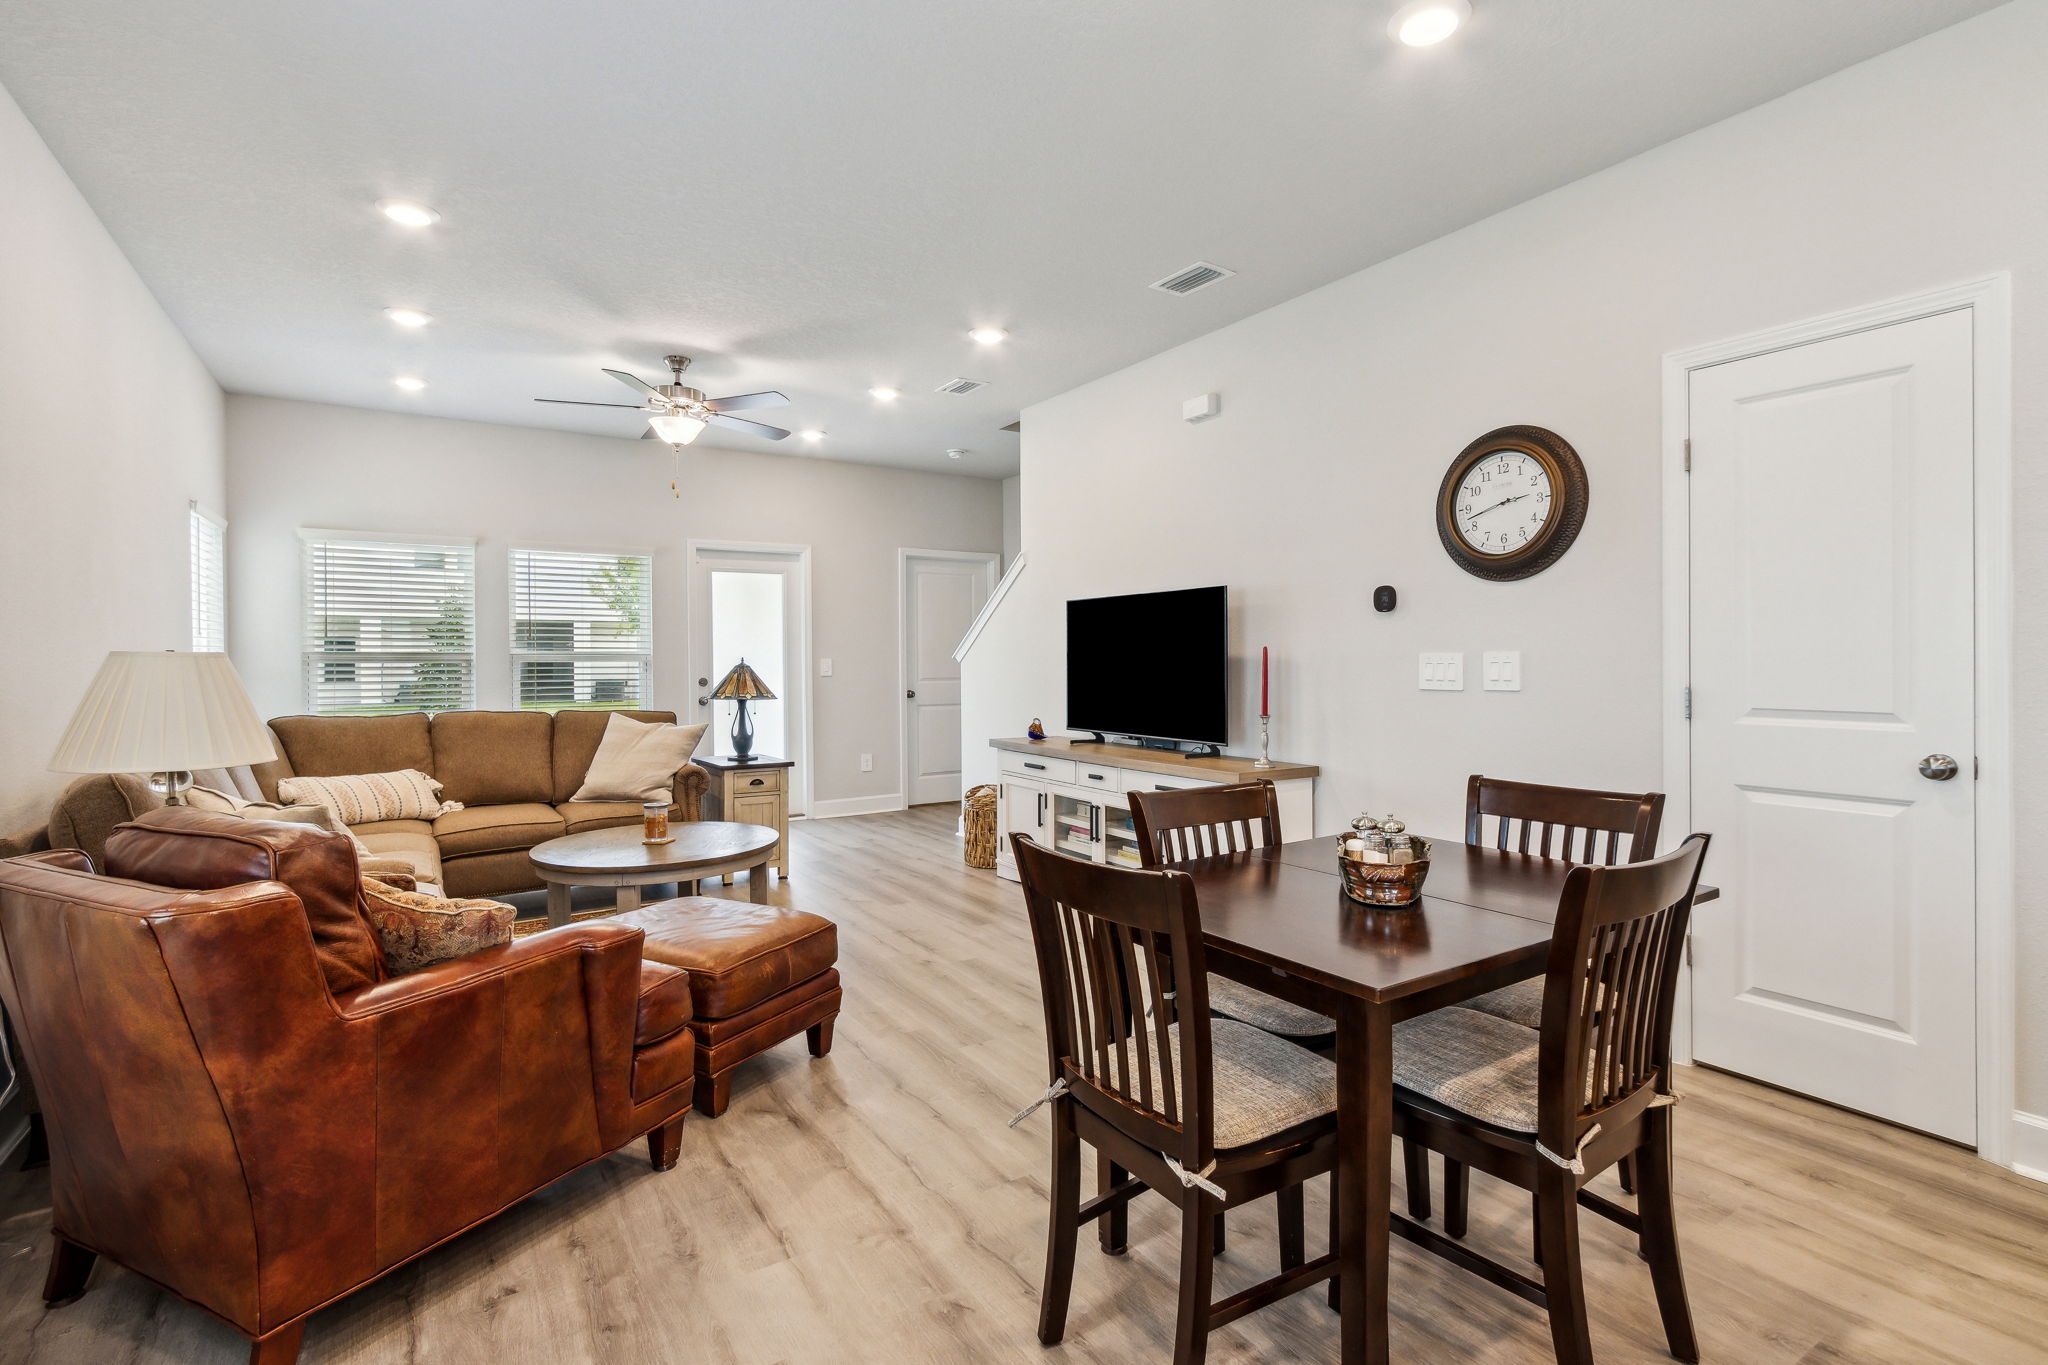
[1685,936,1694,967]
[1975,756,1981,780]
[1683,685,1692,721]
[1683,438,1692,473]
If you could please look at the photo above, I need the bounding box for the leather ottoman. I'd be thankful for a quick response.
[612,898,842,1116]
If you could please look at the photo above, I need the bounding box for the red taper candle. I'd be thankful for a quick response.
[1260,645,1269,718]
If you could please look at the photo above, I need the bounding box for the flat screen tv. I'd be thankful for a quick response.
[1066,585,1228,747]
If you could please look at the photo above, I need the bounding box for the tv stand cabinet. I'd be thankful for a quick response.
[988,738,1318,882]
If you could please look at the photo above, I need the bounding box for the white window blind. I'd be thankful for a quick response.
[302,533,476,714]
[189,504,226,652]
[510,547,653,711]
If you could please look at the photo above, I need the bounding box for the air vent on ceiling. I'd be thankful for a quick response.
[1149,261,1235,295]
[935,377,989,395]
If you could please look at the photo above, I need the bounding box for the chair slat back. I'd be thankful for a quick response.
[1537,834,1710,1158]
[1011,833,1213,1167]
[1466,775,1664,865]
[1129,780,1281,868]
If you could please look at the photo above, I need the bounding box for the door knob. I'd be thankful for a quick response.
[1919,754,1960,781]
[906,689,916,698]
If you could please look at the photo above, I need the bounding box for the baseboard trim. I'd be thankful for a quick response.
[806,793,909,821]
[2011,1111,2048,1182]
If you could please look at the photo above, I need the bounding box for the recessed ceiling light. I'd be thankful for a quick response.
[377,199,440,228]
[869,386,900,401]
[1389,0,1469,46]
[800,428,826,441]
[393,375,427,392]
[968,327,1008,346]
[384,307,432,328]
[946,448,968,460]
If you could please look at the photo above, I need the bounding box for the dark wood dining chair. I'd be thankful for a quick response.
[1410,776,1667,1221]
[1129,781,1334,1043]
[1009,833,1341,1365]
[1389,834,1711,1365]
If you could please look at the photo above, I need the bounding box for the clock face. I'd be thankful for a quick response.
[1451,449,1553,557]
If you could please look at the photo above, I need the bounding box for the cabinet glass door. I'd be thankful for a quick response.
[1103,802,1141,867]
[1053,794,1100,860]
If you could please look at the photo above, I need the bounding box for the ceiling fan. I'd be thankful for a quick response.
[535,354,792,444]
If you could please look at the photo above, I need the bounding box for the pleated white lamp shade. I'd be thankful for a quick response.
[50,651,277,776]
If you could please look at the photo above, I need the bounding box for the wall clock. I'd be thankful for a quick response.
[1435,425,1589,581]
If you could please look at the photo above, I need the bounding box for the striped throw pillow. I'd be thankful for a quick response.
[277,769,462,826]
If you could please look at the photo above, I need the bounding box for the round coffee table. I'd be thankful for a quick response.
[530,821,781,926]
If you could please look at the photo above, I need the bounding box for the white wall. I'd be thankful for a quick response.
[0,79,224,835]
[226,396,1002,812]
[1001,475,1021,570]
[962,4,2048,1111]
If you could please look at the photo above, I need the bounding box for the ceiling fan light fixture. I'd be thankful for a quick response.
[1389,0,1469,46]
[377,199,440,228]
[647,412,707,445]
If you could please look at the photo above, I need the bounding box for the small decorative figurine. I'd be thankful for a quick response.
[1027,717,1047,740]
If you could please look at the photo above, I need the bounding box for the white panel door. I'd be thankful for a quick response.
[688,545,808,816]
[903,554,993,806]
[1688,308,1976,1142]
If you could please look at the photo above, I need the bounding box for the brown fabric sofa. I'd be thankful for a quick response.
[0,808,694,1364]
[2,709,709,899]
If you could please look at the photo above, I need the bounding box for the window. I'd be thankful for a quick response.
[510,547,653,710]
[189,504,226,652]
[301,532,476,714]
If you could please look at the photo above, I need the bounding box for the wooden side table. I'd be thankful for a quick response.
[695,753,793,882]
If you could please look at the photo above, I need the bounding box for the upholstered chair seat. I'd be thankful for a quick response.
[1206,975,1335,1039]
[1392,1006,1544,1132]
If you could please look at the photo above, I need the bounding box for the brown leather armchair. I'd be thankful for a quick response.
[0,808,694,1365]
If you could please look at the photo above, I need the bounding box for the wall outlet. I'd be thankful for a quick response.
[819,657,833,677]
[860,753,873,772]
[1483,651,1522,691]
[1419,652,1464,691]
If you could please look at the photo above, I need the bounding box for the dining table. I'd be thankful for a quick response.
[1172,833,1718,1364]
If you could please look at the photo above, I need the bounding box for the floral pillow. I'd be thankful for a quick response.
[360,877,514,975]
[278,770,461,826]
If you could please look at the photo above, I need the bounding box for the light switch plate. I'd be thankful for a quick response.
[1419,652,1464,691]
[819,657,833,677]
[1483,650,1522,691]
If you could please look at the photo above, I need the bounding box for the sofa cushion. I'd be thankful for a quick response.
[636,961,693,1045]
[430,711,556,807]
[354,830,445,896]
[550,709,679,804]
[615,900,837,1019]
[555,800,659,836]
[268,713,433,784]
[103,807,384,994]
[431,803,565,858]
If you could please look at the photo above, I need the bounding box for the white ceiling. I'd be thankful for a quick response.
[0,0,2001,478]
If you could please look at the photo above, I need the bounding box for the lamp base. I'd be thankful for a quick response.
[730,698,756,761]
[149,770,195,805]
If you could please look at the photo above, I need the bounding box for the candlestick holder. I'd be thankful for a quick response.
[1253,714,1274,769]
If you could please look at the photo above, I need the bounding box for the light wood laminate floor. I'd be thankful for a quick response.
[4,805,2045,1363]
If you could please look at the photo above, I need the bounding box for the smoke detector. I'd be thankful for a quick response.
[946,448,968,460]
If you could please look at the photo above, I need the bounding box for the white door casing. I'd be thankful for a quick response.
[686,541,811,818]
[901,551,996,807]
[1686,308,1977,1143]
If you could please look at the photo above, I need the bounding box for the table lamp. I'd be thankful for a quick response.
[49,651,278,805]
[709,658,777,763]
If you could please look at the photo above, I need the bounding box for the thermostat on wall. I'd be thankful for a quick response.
[1182,393,1220,424]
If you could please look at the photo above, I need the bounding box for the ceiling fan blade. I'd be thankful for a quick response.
[534,398,656,410]
[704,390,791,413]
[708,413,791,441]
[602,368,665,401]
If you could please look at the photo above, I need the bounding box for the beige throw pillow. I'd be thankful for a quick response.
[277,769,461,825]
[572,713,707,803]
[186,785,371,855]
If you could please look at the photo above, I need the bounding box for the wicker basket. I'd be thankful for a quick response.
[963,784,999,869]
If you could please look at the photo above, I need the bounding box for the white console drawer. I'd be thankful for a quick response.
[1075,763,1123,792]
[1126,772,1219,796]
[1000,750,1077,785]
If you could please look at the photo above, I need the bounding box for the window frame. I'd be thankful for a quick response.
[508,543,656,713]
[189,502,227,653]
[299,528,478,716]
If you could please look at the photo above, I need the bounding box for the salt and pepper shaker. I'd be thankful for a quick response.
[1343,814,1422,864]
